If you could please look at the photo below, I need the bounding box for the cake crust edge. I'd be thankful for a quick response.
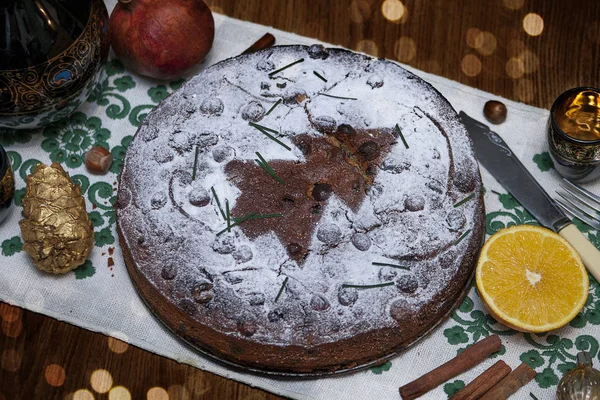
[116,192,485,376]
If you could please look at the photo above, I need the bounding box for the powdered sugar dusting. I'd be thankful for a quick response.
[117,46,484,349]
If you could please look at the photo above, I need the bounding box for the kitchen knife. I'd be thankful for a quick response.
[459,111,600,282]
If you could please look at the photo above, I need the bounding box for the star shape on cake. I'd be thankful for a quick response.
[224,125,397,262]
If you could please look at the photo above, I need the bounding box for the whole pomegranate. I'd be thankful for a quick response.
[109,0,215,80]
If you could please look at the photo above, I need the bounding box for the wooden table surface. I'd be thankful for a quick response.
[1,0,599,399]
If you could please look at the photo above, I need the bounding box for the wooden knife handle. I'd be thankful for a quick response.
[559,223,600,282]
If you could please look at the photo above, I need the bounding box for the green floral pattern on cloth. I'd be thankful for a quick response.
[443,380,465,398]
[87,60,136,120]
[73,260,96,280]
[533,151,555,172]
[1,236,22,257]
[0,52,600,399]
[41,112,111,168]
[485,191,538,235]
[369,361,392,374]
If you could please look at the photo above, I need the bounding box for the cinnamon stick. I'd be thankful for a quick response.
[242,33,276,54]
[399,335,502,400]
[480,363,537,400]
[451,360,512,400]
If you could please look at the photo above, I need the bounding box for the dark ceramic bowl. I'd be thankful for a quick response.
[0,0,110,129]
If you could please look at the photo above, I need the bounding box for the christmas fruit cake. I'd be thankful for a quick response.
[116,45,485,375]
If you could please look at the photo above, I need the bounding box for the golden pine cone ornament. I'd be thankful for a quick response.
[19,162,94,274]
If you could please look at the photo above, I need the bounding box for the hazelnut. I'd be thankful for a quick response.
[85,146,113,175]
[358,141,380,160]
[336,124,356,136]
[483,100,507,124]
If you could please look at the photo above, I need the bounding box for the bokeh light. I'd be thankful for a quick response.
[461,54,482,77]
[90,369,113,394]
[167,385,190,400]
[1,349,21,372]
[109,386,132,400]
[381,0,405,22]
[73,389,95,400]
[466,28,484,49]
[45,364,66,387]
[523,13,544,36]
[2,318,23,338]
[519,50,540,73]
[147,387,169,400]
[517,78,536,102]
[355,40,379,57]
[108,336,129,354]
[502,0,525,10]
[506,57,525,79]
[475,32,497,56]
[349,1,372,24]
[395,37,417,62]
[0,304,20,322]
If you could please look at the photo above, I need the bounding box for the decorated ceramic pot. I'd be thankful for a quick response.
[0,145,14,224]
[0,0,110,129]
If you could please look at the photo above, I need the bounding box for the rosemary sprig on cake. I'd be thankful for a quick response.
[372,262,410,270]
[265,99,282,116]
[255,152,286,185]
[342,282,395,289]
[216,212,283,236]
[192,145,200,180]
[226,199,231,232]
[275,277,289,302]
[269,58,305,78]
[250,122,278,134]
[454,229,472,246]
[313,71,327,82]
[249,122,292,151]
[454,193,475,208]
[395,124,409,149]
[318,92,358,101]
[211,186,226,220]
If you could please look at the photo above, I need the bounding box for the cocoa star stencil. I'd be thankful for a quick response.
[225,127,396,262]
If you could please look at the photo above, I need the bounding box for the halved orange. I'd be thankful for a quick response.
[476,225,588,333]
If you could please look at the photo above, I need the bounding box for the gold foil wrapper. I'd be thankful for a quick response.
[19,162,94,274]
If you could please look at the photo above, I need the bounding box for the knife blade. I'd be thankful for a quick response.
[459,111,600,281]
